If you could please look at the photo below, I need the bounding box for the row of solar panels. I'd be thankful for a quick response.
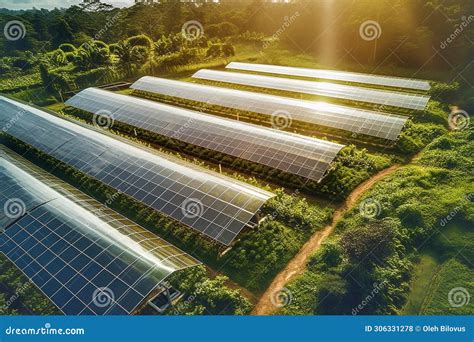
[65,88,345,182]
[130,76,409,141]
[192,69,430,111]
[0,146,200,315]
[0,96,274,246]
[226,62,431,91]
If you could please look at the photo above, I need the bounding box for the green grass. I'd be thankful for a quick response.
[403,221,474,315]
[402,253,440,315]
[434,222,474,263]
[420,258,474,315]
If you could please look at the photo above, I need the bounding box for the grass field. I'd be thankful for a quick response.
[402,253,440,315]
[420,258,473,315]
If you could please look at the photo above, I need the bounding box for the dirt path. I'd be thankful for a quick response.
[251,164,401,315]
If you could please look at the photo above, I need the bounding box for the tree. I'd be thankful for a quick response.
[73,41,111,70]
[314,273,349,315]
[114,41,148,76]
[341,219,397,265]
[308,240,343,271]
[50,18,74,47]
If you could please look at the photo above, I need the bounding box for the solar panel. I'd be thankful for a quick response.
[66,88,345,182]
[0,96,274,245]
[192,70,431,111]
[131,76,408,141]
[0,146,200,315]
[226,62,431,91]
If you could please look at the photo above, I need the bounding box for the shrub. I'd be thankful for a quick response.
[58,43,76,53]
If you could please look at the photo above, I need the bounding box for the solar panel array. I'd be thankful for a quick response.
[192,69,431,111]
[226,62,431,91]
[0,96,274,245]
[131,76,408,141]
[66,88,345,182]
[0,146,200,315]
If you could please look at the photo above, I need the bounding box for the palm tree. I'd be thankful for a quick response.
[74,40,111,70]
[114,41,149,77]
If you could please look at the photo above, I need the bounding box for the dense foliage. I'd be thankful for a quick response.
[1,0,472,73]
[279,128,474,315]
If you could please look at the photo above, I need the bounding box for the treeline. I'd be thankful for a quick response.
[1,0,473,72]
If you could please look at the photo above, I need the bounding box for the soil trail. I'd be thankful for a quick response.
[252,164,401,315]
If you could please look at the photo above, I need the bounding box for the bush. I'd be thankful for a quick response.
[206,44,222,58]
[222,43,235,57]
[58,43,76,53]
[125,34,154,48]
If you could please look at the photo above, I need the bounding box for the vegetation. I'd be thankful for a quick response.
[279,128,473,315]
[0,255,60,315]
[166,266,252,315]
[0,0,472,316]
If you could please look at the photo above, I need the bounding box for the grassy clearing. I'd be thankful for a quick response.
[420,258,474,315]
[402,253,440,315]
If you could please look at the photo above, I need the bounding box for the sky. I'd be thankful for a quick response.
[0,0,134,10]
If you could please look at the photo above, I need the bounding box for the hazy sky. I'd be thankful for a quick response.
[0,0,134,10]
